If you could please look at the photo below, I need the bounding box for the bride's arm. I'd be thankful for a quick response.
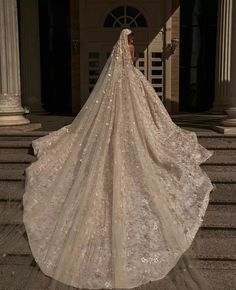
[128,44,137,65]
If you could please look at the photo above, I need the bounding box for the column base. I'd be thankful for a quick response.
[0,114,30,126]
[213,125,236,135]
[0,122,41,132]
[220,107,236,126]
[221,119,236,126]
[209,104,228,114]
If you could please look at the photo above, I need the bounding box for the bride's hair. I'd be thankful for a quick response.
[128,32,134,43]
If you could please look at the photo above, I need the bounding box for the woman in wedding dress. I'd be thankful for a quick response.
[22,28,214,289]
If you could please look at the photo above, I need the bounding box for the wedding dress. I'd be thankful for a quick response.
[22,28,214,289]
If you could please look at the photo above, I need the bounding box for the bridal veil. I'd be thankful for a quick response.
[11,28,215,289]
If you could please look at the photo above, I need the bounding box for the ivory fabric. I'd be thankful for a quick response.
[23,29,214,289]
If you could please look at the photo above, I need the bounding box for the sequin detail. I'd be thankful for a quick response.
[23,28,214,289]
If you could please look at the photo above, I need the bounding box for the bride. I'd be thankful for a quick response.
[23,28,214,289]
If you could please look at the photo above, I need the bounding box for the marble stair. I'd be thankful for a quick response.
[0,131,236,289]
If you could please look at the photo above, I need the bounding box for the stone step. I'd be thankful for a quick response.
[0,260,235,290]
[0,132,48,142]
[204,149,236,165]
[0,161,234,175]
[0,153,36,169]
[0,181,25,201]
[0,131,48,137]
[210,183,236,203]
[2,242,234,269]
[1,165,235,182]
[0,264,52,290]
[0,181,235,203]
[0,254,34,266]
[0,200,235,229]
[193,229,236,260]
[0,149,235,167]
[0,136,235,167]
[193,260,236,290]
[0,169,25,181]
[198,136,236,149]
[0,153,36,164]
[202,204,236,229]
[0,201,23,224]
[0,131,236,289]
[0,148,32,155]
[198,267,236,290]
[0,140,32,147]
[201,165,236,182]
[0,132,235,147]
[0,140,32,154]
[0,163,31,170]
[0,224,235,260]
[0,225,30,256]
[0,136,39,142]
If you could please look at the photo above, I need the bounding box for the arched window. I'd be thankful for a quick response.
[104,6,147,28]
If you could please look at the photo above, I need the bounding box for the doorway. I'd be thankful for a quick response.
[79,2,167,108]
[38,0,72,113]
[179,0,218,112]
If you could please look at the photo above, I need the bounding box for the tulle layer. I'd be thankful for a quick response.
[23,29,214,289]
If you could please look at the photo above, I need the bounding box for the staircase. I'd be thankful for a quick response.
[0,131,236,289]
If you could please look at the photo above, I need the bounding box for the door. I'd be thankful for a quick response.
[78,2,167,109]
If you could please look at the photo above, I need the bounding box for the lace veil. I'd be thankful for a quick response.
[0,28,214,290]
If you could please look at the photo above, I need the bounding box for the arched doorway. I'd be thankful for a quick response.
[79,2,166,108]
[32,0,178,114]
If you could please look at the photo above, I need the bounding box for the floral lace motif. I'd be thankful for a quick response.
[23,29,214,289]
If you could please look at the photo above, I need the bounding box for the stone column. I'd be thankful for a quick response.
[214,0,236,134]
[0,0,29,126]
[211,0,232,113]
[19,0,44,112]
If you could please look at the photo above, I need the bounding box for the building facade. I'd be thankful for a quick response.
[25,0,181,114]
[1,0,236,133]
